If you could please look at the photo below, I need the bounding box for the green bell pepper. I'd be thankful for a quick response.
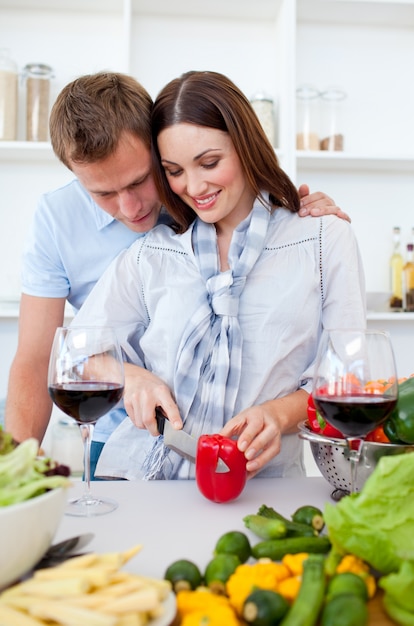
[387,377,414,444]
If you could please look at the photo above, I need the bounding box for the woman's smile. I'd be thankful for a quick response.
[158,123,255,229]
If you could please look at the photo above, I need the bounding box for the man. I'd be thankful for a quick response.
[4,72,349,477]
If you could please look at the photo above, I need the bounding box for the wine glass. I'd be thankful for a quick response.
[312,329,398,493]
[48,326,124,516]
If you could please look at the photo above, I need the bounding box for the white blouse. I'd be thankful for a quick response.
[73,208,366,480]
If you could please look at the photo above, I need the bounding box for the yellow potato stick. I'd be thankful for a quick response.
[57,553,98,569]
[102,586,160,614]
[89,545,142,569]
[0,603,46,626]
[9,577,90,597]
[131,577,171,600]
[0,545,171,626]
[148,602,167,619]
[120,545,143,564]
[34,566,116,588]
[116,612,149,626]
[28,598,117,626]
[69,579,151,608]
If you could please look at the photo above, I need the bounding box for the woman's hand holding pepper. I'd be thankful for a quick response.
[220,389,308,478]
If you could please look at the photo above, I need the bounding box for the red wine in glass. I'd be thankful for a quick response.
[48,326,124,516]
[48,382,124,425]
[312,329,398,493]
[313,395,397,438]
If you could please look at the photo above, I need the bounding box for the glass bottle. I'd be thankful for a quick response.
[296,84,320,151]
[389,226,404,310]
[51,417,84,477]
[23,63,54,141]
[403,243,414,312]
[0,48,18,141]
[251,91,276,147]
[320,86,347,151]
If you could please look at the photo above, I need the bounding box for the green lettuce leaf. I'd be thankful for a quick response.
[324,452,414,574]
[380,560,414,613]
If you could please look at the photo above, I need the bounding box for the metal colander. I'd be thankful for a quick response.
[298,421,414,495]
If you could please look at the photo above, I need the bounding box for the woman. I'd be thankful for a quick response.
[73,71,366,481]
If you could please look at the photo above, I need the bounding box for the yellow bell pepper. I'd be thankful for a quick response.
[226,559,290,615]
[282,552,309,577]
[336,554,376,599]
[176,588,240,625]
[177,588,231,614]
[278,575,302,602]
[180,606,241,626]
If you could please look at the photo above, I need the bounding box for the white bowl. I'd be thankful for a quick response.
[0,487,67,589]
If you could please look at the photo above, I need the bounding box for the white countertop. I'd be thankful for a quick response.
[55,478,333,580]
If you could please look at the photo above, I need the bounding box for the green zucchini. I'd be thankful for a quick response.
[321,593,369,626]
[243,589,290,626]
[280,554,326,626]
[243,514,287,540]
[251,535,331,561]
[291,505,325,533]
[164,559,202,592]
[257,504,317,537]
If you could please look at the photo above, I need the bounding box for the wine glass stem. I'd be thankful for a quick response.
[80,423,94,497]
[347,438,363,494]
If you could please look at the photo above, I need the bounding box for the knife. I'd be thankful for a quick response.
[156,409,229,473]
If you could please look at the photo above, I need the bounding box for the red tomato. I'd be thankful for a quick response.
[365,425,390,443]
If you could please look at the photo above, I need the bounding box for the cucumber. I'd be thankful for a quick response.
[291,505,325,533]
[257,504,317,537]
[280,554,326,626]
[251,535,331,561]
[243,589,290,626]
[321,593,369,626]
[243,514,287,540]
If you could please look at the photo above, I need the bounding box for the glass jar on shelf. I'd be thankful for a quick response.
[319,85,347,151]
[23,63,54,141]
[296,84,320,151]
[250,91,276,147]
[0,48,18,141]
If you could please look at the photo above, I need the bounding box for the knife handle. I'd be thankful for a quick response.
[155,408,166,435]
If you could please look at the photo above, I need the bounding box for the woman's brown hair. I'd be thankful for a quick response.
[151,70,300,233]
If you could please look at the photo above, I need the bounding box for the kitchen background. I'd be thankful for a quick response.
[1,0,413,472]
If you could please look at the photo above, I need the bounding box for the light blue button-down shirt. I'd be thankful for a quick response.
[21,178,161,442]
[22,179,139,312]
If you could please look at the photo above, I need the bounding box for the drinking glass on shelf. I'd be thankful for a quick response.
[312,329,398,493]
[48,326,124,516]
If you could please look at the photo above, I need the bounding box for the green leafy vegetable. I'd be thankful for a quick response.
[0,425,17,456]
[323,453,414,574]
[0,436,70,506]
[380,560,414,625]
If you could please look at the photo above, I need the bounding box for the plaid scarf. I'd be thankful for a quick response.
[143,198,271,479]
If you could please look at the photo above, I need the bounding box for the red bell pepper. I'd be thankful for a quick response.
[307,394,344,438]
[195,434,247,503]
[365,424,391,443]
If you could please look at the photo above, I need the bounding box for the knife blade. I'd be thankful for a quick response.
[156,410,229,473]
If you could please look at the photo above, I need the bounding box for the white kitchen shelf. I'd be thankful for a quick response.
[0,141,54,161]
[131,0,283,19]
[296,152,414,173]
[298,0,414,27]
[367,312,414,321]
